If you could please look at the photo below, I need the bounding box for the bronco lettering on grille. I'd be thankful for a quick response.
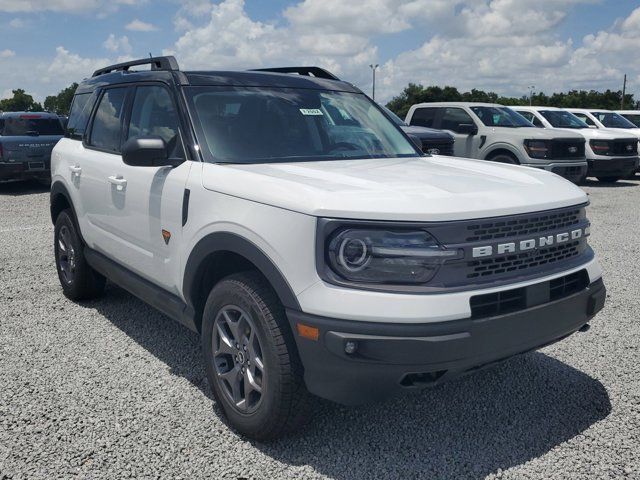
[472,227,590,258]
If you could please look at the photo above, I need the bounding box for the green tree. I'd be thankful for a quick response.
[0,89,43,112]
[43,83,78,116]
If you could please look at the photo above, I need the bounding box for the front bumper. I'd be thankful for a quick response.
[288,276,606,405]
[523,161,588,183]
[0,161,50,181]
[587,156,639,178]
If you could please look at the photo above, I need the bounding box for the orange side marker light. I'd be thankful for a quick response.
[296,323,319,341]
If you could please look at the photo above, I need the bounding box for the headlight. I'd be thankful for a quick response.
[326,228,461,285]
[589,140,611,155]
[524,139,552,159]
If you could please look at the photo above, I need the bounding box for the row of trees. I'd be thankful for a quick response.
[1,81,637,119]
[0,83,78,115]
[386,83,637,118]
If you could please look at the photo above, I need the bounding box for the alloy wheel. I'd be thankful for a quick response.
[212,305,265,414]
[57,225,76,285]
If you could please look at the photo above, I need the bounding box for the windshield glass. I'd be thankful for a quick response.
[187,87,418,163]
[539,110,589,129]
[592,111,637,129]
[470,106,533,127]
[621,113,640,127]
[0,115,64,136]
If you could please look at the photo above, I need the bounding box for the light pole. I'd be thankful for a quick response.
[528,85,535,106]
[369,64,379,101]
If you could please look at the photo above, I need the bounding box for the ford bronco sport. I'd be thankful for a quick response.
[405,102,588,183]
[50,57,606,440]
[0,112,64,183]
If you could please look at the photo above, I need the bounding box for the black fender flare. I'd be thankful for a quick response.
[183,232,301,316]
[50,181,77,224]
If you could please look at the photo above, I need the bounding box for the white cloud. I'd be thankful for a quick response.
[125,19,157,31]
[103,34,133,54]
[9,17,25,27]
[0,49,16,58]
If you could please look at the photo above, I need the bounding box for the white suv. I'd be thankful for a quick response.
[405,102,588,183]
[50,57,607,440]
[512,106,639,182]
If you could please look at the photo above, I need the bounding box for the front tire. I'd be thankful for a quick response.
[54,209,105,300]
[202,272,311,440]
[488,153,518,164]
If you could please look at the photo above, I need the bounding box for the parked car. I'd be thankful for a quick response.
[380,105,454,155]
[0,112,64,183]
[50,57,606,440]
[615,110,640,127]
[512,106,639,183]
[405,102,588,183]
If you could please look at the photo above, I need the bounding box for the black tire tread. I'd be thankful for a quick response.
[205,271,311,440]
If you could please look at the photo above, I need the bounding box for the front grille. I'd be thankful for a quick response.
[466,241,581,279]
[465,208,582,242]
[422,141,454,156]
[470,269,589,319]
[551,139,585,159]
[610,139,638,156]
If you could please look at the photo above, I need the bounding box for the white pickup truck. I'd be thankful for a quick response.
[405,102,588,183]
[513,106,639,182]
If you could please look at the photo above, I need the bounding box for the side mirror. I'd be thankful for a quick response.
[122,136,180,167]
[456,123,478,135]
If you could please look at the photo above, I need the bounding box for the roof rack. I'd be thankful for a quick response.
[250,67,340,81]
[92,56,180,77]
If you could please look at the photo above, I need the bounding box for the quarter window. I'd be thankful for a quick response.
[127,85,183,158]
[573,113,595,126]
[409,107,437,128]
[440,107,475,133]
[89,88,127,152]
[67,93,96,140]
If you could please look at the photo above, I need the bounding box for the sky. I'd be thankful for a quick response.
[1,0,640,104]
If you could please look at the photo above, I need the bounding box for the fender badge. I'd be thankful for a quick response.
[162,230,171,245]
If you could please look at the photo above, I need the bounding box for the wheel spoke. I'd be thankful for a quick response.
[245,367,262,394]
[214,322,236,356]
[219,365,243,404]
[223,310,241,344]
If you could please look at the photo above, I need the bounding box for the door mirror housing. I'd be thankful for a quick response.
[456,123,478,135]
[122,137,182,167]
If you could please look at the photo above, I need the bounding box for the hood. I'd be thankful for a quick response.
[488,127,584,141]
[202,156,587,222]
[595,127,640,139]
[554,128,638,141]
[400,125,453,142]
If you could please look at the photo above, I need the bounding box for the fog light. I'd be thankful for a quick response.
[344,341,358,354]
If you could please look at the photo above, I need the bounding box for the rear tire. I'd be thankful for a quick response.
[202,271,311,441]
[596,176,622,183]
[54,209,106,300]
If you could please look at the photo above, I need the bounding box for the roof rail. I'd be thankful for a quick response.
[92,56,180,77]
[250,67,340,81]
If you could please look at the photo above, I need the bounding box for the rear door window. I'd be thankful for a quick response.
[67,93,97,140]
[88,88,128,153]
[409,107,438,128]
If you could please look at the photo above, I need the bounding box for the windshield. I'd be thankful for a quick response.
[0,115,64,136]
[380,105,406,126]
[621,113,640,127]
[187,87,418,163]
[591,111,637,129]
[539,110,589,129]
[470,106,533,127]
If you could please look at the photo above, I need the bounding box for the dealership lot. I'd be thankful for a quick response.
[0,177,639,479]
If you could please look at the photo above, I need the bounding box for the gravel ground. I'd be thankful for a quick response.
[0,176,639,480]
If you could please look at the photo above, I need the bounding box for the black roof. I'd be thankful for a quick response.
[77,55,360,94]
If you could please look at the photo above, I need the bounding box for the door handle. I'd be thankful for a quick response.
[69,165,82,176]
[108,175,127,191]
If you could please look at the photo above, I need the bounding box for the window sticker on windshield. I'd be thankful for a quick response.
[299,108,323,116]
